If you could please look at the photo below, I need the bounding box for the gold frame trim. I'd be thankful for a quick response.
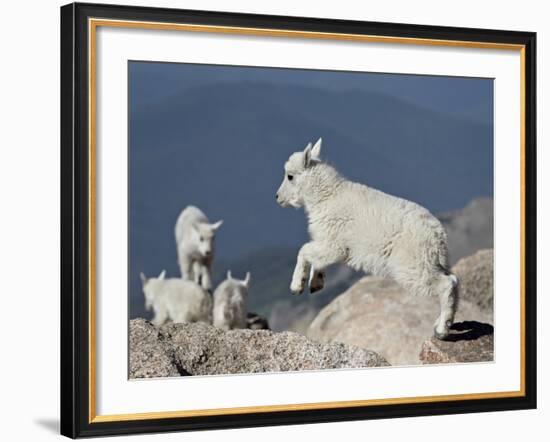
[88,18,527,424]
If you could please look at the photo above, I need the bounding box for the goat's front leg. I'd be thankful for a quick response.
[290,242,345,295]
[308,268,325,294]
[199,263,212,292]
[178,253,193,281]
[191,261,202,285]
[152,306,168,327]
[290,250,311,295]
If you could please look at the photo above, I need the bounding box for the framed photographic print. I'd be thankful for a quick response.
[60,2,537,438]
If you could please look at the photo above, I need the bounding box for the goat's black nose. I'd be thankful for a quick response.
[275,193,279,201]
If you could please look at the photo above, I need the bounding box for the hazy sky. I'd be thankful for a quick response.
[130,61,493,125]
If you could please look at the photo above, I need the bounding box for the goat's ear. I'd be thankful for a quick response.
[227,270,232,280]
[303,142,313,168]
[311,137,322,161]
[140,272,147,286]
[158,270,166,280]
[192,223,201,236]
[211,220,223,231]
[243,272,251,287]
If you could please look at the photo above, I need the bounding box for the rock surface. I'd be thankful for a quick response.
[419,321,494,364]
[307,274,492,366]
[269,300,320,334]
[130,318,389,378]
[452,249,493,314]
[129,318,187,378]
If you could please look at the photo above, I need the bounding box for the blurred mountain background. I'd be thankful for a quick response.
[129,62,493,326]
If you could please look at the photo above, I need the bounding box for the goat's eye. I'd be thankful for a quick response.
[287,174,293,181]
[200,236,204,241]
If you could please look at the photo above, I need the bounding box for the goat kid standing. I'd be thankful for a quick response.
[175,205,223,291]
[140,270,213,326]
[213,271,251,330]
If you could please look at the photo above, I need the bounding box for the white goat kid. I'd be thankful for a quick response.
[175,205,223,291]
[276,138,458,340]
[140,270,213,326]
[212,271,251,330]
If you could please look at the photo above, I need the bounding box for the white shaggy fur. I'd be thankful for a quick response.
[276,138,458,339]
[175,205,223,291]
[212,271,251,330]
[140,270,213,326]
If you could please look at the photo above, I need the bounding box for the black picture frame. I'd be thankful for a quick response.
[61,2,537,438]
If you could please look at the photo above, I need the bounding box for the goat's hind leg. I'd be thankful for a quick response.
[433,272,459,340]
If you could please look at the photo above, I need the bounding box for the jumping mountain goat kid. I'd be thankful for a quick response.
[140,270,213,326]
[275,138,458,340]
[175,205,223,291]
[213,271,251,331]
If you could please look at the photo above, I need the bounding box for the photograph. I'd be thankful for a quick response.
[2,0,545,439]
[128,61,495,377]
[59,3,536,437]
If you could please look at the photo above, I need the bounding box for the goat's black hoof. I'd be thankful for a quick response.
[309,284,323,294]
